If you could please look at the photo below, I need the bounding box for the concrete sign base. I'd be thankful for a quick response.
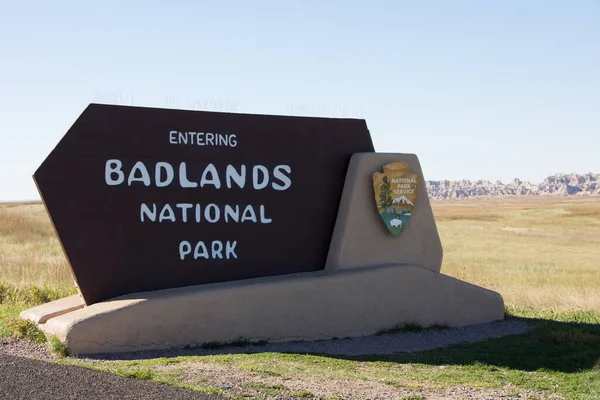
[25,263,503,355]
[21,153,504,355]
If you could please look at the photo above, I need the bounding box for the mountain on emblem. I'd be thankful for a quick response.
[372,163,418,237]
[392,195,414,206]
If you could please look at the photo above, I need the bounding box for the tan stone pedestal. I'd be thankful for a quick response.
[327,153,442,272]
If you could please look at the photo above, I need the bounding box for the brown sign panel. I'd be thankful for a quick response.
[35,104,374,304]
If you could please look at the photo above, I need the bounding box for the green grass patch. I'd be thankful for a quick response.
[506,305,600,324]
[0,281,79,357]
[7,317,46,343]
[0,282,76,307]
[0,304,24,337]
[378,322,450,335]
[115,367,155,381]
[0,281,77,341]
[244,382,314,398]
[246,382,287,396]
[199,338,268,350]
[291,389,314,398]
[234,393,257,399]
[48,335,69,357]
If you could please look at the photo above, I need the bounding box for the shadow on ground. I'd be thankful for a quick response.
[82,317,600,374]
[332,317,600,373]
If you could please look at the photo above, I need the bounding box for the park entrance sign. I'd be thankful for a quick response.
[35,104,374,304]
[25,115,506,355]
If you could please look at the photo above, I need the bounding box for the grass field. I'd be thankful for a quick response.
[1,198,599,399]
[434,197,600,314]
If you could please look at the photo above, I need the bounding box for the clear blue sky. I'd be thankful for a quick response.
[1,1,598,201]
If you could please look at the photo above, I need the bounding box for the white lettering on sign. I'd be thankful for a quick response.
[179,240,238,260]
[105,160,292,191]
[252,165,269,190]
[391,177,417,183]
[226,165,246,188]
[104,158,290,261]
[176,203,193,222]
[159,204,176,222]
[392,181,416,196]
[140,203,156,222]
[139,203,272,224]
[205,204,220,223]
[105,159,125,185]
[272,165,292,191]
[155,162,174,187]
[200,164,221,189]
[178,162,198,188]
[169,131,238,147]
[128,162,151,186]
[106,159,289,264]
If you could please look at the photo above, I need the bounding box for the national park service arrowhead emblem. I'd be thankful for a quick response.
[373,163,418,236]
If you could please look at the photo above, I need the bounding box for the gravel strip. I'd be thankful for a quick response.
[0,353,224,400]
[80,319,532,361]
[0,337,53,360]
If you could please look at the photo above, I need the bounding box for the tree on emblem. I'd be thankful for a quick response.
[379,176,393,209]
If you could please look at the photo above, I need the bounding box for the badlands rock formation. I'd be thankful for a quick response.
[426,173,600,199]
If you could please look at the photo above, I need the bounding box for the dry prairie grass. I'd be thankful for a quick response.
[0,198,599,315]
[432,196,600,314]
[564,204,600,218]
[0,203,73,287]
[435,212,501,222]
